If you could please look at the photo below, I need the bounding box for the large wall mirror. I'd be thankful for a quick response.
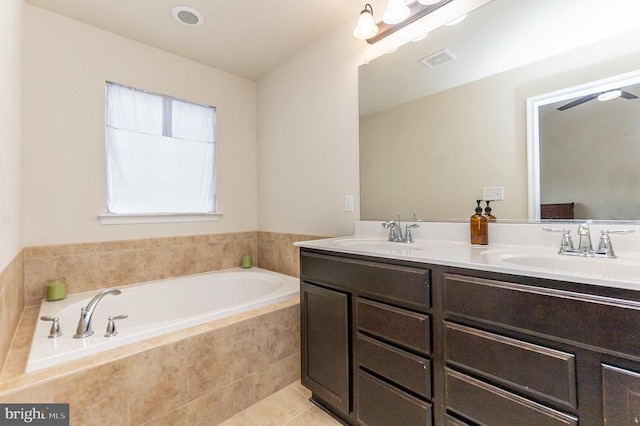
[359,0,640,222]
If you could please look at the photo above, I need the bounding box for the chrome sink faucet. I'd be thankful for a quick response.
[74,288,122,338]
[382,214,420,243]
[576,223,593,253]
[544,223,634,258]
[382,220,403,242]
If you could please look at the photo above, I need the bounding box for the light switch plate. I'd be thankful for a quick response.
[344,195,354,212]
[483,186,504,201]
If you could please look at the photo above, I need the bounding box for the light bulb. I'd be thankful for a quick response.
[382,0,411,25]
[353,4,379,40]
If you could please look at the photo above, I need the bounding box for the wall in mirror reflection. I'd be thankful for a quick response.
[360,28,640,221]
[540,83,640,220]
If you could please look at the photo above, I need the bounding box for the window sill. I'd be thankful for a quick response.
[99,212,223,225]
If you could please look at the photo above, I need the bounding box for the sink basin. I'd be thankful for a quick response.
[487,252,640,279]
[332,238,424,252]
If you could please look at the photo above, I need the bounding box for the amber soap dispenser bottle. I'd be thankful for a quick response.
[470,200,488,245]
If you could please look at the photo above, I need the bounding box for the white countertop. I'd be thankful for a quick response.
[295,221,640,292]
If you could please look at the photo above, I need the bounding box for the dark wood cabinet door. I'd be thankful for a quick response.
[300,282,350,415]
[603,364,640,425]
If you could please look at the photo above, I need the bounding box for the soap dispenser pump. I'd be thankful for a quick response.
[484,200,496,221]
[470,200,488,245]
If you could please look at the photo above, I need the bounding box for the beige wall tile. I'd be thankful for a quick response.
[0,252,25,369]
[0,382,54,403]
[140,405,188,426]
[187,326,235,400]
[185,385,235,426]
[232,369,271,413]
[270,352,300,394]
[268,304,299,363]
[232,315,270,379]
[23,232,261,306]
[126,340,190,424]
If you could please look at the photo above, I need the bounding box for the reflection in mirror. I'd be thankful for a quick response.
[359,0,640,222]
[527,70,640,220]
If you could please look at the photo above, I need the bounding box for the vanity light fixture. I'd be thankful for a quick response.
[353,4,379,40]
[171,5,204,27]
[597,89,622,101]
[354,0,454,44]
[383,0,412,24]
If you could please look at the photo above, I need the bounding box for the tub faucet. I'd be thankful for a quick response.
[74,288,121,338]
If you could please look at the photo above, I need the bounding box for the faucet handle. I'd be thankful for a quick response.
[543,227,574,252]
[594,229,635,258]
[40,316,63,338]
[105,315,128,337]
[404,224,420,243]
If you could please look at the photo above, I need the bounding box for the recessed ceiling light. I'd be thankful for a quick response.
[171,6,204,27]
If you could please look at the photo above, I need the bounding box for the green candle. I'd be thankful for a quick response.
[46,278,67,301]
[241,254,252,269]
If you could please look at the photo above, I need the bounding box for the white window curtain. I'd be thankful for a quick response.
[105,82,216,214]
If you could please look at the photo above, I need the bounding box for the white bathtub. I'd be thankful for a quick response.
[27,267,299,373]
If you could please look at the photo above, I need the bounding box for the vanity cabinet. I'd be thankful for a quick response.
[300,250,432,425]
[300,248,640,425]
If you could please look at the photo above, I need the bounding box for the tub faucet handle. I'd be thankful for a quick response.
[105,314,128,337]
[40,316,63,338]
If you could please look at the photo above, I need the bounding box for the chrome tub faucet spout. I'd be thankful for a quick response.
[74,288,122,338]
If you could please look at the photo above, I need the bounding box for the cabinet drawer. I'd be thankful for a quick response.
[445,321,576,409]
[603,364,640,425]
[444,414,471,426]
[445,368,577,426]
[357,370,432,426]
[357,298,431,355]
[357,333,432,398]
[443,273,640,358]
[301,251,430,309]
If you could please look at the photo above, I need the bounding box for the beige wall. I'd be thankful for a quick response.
[23,6,258,246]
[256,21,364,237]
[0,0,23,269]
[540,97,640,220]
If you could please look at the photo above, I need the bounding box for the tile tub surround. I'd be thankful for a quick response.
[0,251,25,374]
[0,297,301,426]
[24,231,327,307]
[257,232,327,278]
[24,232,259,307]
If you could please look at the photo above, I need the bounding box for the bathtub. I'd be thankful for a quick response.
[27,267,299,373]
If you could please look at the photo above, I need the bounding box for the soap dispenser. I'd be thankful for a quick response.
[484,200,496,221]
[470,200,488,245]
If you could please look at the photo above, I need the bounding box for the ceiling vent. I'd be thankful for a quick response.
[420,49,457,69]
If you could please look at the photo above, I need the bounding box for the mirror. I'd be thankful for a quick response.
[527,71,640,220]
[359,0,640,221]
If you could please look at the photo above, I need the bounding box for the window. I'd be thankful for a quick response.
[104,82,217,218]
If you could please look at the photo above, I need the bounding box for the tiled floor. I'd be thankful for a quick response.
[220,381,341,426]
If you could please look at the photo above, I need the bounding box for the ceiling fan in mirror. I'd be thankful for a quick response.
[557,88,638,111]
